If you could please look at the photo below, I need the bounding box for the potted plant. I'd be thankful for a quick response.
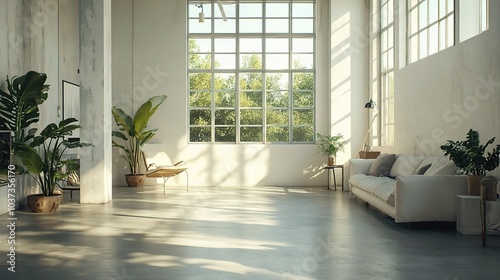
[441,129,500,195]
[112,95,167,187]
[316,133,346,166]
[0,71,49,149]
[16,118,92,212]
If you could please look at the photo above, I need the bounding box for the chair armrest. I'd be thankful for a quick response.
[349,159,376,178]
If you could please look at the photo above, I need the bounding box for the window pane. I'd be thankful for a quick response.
[381,2,388,28]
[410,35,418,63]
[266,54,289,70]
[266,38,289,52]
[214,54,236,69]
[266,73,288,90]
[189,54,211,69]
[215,91,236,107]
[266,3,289,17]
[215,109,235,125]
[388,49,394,69]
[429,0,438,23]
[419,29,428,58]
[241,127,263,142]
[240,19,263,33]
[189,3,212,18]
[419,1,428,29]
[215,19,236,33]
[447,0,453,14]
[292,54,313,69]
[439,21,446,50]
[189,19,211,33]
[266,126,289,142]
[387,0,394,25]
[240,38,262,52]
[190,109,211,125]
[215,3,235,18]
[240,73,263,91]
[293,109,313,125]
[240,54,263,69]
[267,91,289,107]
[189,38,211,52]
[267,109,289,125]
[292,126,313,142]
[410,9,418,35]
[215,127,236,142]
[240,109,262,125]
[439,0,447,18]
[240,91,263,107]
[189,73,212,90]
[240,3,262,17]
[293,73,313,90]
[292,3,313,17]
[215,38,236,52]
[190,127,211,142]
[447,14,454,47]
[292,38,314,52]
[214,73,235,90]
[190,91,211,107]
[293,91,313,107]
[429,24,438,55]
[292,19,313,33]
[266,19,289,33]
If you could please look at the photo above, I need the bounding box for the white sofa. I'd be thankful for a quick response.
[349,154,469,223]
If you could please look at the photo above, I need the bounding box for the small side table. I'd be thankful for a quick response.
[323,165,344,191]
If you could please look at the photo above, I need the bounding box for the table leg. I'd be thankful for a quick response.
[333,168,337,191]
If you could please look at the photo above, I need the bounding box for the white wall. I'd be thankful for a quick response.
[330,0,370,189]
[111,0,331,187]
[378,1,500,178]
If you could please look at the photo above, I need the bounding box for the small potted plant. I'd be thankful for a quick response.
[441,129,500,195]
[16,118,92,212]
[112,95,167,187]
[316,133,346,166]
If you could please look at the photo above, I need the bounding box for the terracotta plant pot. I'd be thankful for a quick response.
[467,175,484,196]
[27,194,62,213]
[125,174,146,187]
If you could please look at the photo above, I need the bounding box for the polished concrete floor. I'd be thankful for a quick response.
[1,185,500,280]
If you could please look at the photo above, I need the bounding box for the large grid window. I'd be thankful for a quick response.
[380,0,394,146]
[188,0,315,143]
[408,0,454,64]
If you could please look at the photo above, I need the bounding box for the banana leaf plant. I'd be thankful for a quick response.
[0,71,49,147]
[15,118,92,196]
[112,95,167,175]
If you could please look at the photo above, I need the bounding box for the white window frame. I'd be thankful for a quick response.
[187,0,316,144]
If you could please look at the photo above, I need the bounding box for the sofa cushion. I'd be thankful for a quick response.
[416,163,432,175]
[389,155,426,177]
[415,157,440,173]
[424,157,458,175]
[350,174,396,204]
[368,153,396,177]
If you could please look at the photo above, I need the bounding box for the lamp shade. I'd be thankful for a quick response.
[365,99,376,109]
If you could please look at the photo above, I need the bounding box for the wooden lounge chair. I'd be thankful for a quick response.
[142,144,189,192]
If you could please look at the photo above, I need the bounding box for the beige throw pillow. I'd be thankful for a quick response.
[368,153,397,177]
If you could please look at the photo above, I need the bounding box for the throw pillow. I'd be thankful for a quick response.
[424,158,458,175]
[368,153,396,177]
[416,163,432,175]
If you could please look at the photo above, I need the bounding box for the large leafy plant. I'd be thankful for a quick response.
[441,129,500,176]
[0,71,49,146]
[112,95,167,175]
[316,133,346,158]
[16,118,92,196]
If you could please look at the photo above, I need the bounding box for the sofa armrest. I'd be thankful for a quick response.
[349,159,376,178]
[394,175,468,222]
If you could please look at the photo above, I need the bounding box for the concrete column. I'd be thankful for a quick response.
[79,0,112,203]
